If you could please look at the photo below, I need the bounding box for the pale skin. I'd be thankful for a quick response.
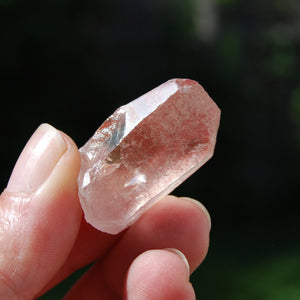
[0,124,211,300]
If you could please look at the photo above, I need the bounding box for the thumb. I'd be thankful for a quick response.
[0,124,82,299]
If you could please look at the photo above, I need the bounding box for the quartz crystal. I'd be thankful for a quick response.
[78,79,221,234]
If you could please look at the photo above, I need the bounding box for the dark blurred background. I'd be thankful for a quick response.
[1,0,299,299]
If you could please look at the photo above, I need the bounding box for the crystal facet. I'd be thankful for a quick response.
[78,79,221,234]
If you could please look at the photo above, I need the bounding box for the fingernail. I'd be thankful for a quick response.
[7,124,67,194]
[164,248,190,277]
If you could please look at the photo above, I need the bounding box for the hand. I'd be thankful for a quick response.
[0,124,211,300]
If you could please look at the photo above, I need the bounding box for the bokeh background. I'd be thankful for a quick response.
[1,0,299,299]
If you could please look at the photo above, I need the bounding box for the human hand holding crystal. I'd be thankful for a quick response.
[0,124,211,299]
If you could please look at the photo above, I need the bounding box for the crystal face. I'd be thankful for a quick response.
[78,79,221,234]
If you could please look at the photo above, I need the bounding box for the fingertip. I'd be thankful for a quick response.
[178,197,211,231]
[125,249,195,300]
[137,195,211,272]
[164,248,190,277]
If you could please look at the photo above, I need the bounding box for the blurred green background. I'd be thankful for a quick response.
[0,0,299,299]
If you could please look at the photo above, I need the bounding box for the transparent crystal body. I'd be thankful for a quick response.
[78,79,221,234]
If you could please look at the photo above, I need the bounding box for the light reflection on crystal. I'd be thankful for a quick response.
[82,172,91,188]
[124,171,147,187]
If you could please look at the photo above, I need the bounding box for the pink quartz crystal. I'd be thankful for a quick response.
[78,79,221,234]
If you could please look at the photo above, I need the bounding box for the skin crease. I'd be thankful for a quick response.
[0,124,211,300]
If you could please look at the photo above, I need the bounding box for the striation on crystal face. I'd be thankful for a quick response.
[78,79,221,234]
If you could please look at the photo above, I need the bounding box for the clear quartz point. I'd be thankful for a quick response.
[78,79,221,234]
